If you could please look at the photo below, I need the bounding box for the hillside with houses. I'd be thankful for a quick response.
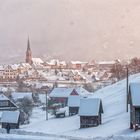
[0,41,140,139]
[0,73,140,139]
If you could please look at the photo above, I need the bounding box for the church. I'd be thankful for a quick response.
[25,38,44,66]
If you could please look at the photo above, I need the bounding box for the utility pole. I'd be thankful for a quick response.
[46,90,48,120]
[126,66,129,112]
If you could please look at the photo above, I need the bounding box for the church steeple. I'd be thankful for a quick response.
[27,37,31,51]
[26,37,32,65]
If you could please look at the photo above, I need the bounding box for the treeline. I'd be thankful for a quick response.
[111,57,140,81]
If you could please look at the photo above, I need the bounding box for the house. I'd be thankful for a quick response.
[44,59,67,69]
[0,65,4,79]
[49,87,92,107]
[1,111,20,129]
[59,61,67,69]
[26,69,40,79]
[79,98,103,128]
[32,58,44,66]
[97,61,115,71]
[71,70,85,81]
[93,71,112,81]
[0,94,18,111]
[18,63,32,74]
[87,60,96,68]
[32,58,44,70]
[49,87,73,107]
[44,59,59,69]
[128,83,140,131]
[70,61,88,69]
[68,95,81,116]
[0,64,19,81]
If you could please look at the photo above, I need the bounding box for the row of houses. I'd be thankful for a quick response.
[49,83,140,130]
[43,60,116,70]
[0,63,45,81]
[0,90,103,129]
[49,87,104,127]
[49,87,92,107]
[0,59,117,82]
[0,63,31,81]
[34,57,117,70]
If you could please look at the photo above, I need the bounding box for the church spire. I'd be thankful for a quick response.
[26,37,32,64]
[27,37,31,51]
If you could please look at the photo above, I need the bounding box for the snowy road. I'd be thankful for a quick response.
[0,129,90,140]
[0,134,60,140]
[1,133,140,140]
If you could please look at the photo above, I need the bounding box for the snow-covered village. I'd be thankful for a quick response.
[1,0,140,140]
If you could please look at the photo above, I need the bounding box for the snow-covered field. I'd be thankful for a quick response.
[1,73,140,139]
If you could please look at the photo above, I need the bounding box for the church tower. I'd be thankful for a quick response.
[26,37,32,65]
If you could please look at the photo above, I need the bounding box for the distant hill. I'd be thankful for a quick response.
[0,0,140,63]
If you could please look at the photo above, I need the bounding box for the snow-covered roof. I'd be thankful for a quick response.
[46,59,66,66]
[71,61,88,65]
[0,65,4,71]
[0,87,16,93]
[20,63,32,68]
[79,98,102,116]
[0,94,18,109]
[49,87,91,98]
[10,64,20,70]
[75,87,92,97]
[46,59,59,66]
[59,61,66,66]
[129,83,140,106]
[32,58,44,66]
[0,94,9,101]
[27,69,37,76]
[68,96,81,107]
[0,64,21,71]
[1,111,20,123]
[49,87,74,98]
[98,61,115,65]
[12,92,33,100]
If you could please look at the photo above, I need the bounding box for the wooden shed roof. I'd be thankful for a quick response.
[79,98,103,116]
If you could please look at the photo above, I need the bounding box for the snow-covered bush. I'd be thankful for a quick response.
[16,97,34,123]
[83,83,94,92]
[19,110,29,125]
[32,93,41,105]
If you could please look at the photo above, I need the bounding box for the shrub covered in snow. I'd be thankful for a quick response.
[16,97,34,123]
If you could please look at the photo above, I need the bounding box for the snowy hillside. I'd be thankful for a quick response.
[1,74,140,139]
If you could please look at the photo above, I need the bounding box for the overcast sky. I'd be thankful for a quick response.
[0,0,140,63]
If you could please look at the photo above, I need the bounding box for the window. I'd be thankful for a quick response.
[0,101,9,107]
